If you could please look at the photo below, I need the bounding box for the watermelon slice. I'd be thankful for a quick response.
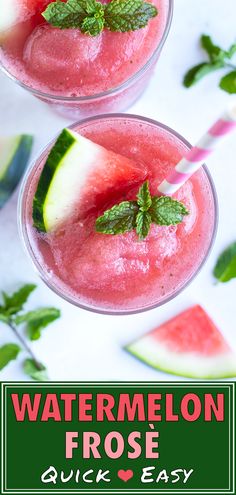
[0,0,50,48]
[0,0,49,32]
[126,305,236,379]
[33,128,147,233]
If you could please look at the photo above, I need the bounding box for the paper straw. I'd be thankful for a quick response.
[158,103,236,195]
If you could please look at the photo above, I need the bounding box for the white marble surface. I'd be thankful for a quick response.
[0,0,236,381]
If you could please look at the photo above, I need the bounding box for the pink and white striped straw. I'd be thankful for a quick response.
[158,103,236,195]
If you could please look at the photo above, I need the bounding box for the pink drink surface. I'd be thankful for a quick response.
[24,117,216,312]
[0,0,168,97]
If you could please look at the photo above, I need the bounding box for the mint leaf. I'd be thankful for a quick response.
[136,211,151,239]
[201,35,226,63]
[105,0,157,32]
[96,201,138,235]
[14,308,61,341]
[23,359,48,381]
[0,283,61,380]
[43,0,157,33]
[183,62,222,88]
[0,343,21,370]
[1,284,36,315]
[137,180,152,211]
[81,14,104,35]
[219,71,236,94]
[214,242,236,283]
[42,0,96,28]
[150,196,189,226]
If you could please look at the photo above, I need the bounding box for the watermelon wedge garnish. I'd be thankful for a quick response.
[0,0,50,49]
[0,0,49,32]
[33,128,147,233]
[126,305,236,379]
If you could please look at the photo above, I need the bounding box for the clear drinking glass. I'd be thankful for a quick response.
[18,114,218,315]
[0,0,173,119]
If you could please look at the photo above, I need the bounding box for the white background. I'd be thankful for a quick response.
[0,0,236,381]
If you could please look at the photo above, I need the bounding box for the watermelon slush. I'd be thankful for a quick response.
[19,115,218,314]
[0,0,172,118]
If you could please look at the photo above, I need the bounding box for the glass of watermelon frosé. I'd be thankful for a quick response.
[0,0,173,118]
[19,114,218,314]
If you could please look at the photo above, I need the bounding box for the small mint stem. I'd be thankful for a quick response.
[8,322,42,370]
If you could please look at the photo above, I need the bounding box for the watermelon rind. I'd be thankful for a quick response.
[0,134,33,208]
[0,0,19,32]
[126,334,236,379]
[33,128,110,233]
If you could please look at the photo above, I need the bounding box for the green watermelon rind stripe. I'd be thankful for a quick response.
[0,135,33,209]
[32,129,76,232]
[125,344,236,380]
[0,136,20,180]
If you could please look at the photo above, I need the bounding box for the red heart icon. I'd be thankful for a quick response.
[117,469,134,482]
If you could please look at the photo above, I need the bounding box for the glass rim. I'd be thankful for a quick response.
[0,0,173,103]
[18,113,219,315]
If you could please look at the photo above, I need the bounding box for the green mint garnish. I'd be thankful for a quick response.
[136,210,152,240]
[137,180,152,211]
[104,0,157,33]
[150,196,189,226]
[23,359,49,381]
[1,284,36,315]
[42,0,158,36]
[201,34,231,64]
[219,71,236,94]
[0,284,61,380]
[14,307,61,341]
[213,242,236,283]
[96,181,189,240]
[96,201,138,235]
[184,62,223,89]
[183,34,236,93]
[0,344,21,371]
[42,0,105,34]
[81,13,104,36]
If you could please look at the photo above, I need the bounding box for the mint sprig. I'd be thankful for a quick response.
[0,284,61,380]
[96,181,189,240]
[42,0,158,36]
[183,34,236,93]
